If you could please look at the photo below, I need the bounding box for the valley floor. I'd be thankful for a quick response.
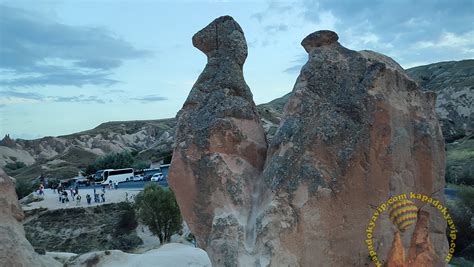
[22,186,141,211]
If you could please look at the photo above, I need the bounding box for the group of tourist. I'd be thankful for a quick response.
[53,184,106,206]
[84,188,106,205]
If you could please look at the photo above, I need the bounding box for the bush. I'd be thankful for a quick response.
[15,179,36,199]
[447,185,474,260]
[116,201,138,235]
[5,161,26,171]
[135,184,182,244]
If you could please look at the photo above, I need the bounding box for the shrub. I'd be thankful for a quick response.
[5,161,26,171]
[116,201,138,235]
[135,184,182,244]
[447,185,474,260]
[15,179,36,199]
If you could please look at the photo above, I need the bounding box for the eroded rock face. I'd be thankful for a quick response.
[168,16,447,266]
[168,15,267,265]
[0,169,61,267]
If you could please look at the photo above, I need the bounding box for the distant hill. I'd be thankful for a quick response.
[1,119,175,180]
[406,59,473,142]
[1,59,472,181]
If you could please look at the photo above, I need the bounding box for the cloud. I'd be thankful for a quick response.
[53,95,106,104]
[413,31,474,50]
[300,0,474,66]
[0,90,108,105]
[0,90,43,105]
[284,54,307,73]
[133,95,168,102]
[0,5,152,88]
[264,24,289,33]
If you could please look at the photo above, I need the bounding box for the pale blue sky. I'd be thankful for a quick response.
[1,0,473,139]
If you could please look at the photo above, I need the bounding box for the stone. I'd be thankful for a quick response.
[168,16,448,266]
[0,168,61,267]
[168,15,267,266]
[301,30,339,52]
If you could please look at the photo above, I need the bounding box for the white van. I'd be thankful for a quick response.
[101,168,134,185]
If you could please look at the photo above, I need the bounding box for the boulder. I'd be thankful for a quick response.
[168,16,448,266]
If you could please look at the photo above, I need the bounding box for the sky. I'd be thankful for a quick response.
[0,0,473,139]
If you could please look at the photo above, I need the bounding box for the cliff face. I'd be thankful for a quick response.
[168,16,448,266]
[0,169,61,267]
[406,60,473,142]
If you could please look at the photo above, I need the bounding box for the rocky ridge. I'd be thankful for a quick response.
[406,60,473,142]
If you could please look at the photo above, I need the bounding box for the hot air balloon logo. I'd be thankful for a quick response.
[388,199,418,232]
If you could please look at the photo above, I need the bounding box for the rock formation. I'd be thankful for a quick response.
[168,15,268,265]
[0,168,61,267]
[165,16,450,266]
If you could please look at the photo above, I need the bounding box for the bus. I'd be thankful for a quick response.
[93,169,112,182]
[99,168,134,185]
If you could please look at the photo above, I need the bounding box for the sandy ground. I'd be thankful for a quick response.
[22,187,143,211]
[49,243,211,267]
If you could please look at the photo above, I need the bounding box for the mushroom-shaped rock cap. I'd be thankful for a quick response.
[301,30,339,53]
[192,15,248,65]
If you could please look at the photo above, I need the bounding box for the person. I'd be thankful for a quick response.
[38,184,44,196]
[76,194,81,206]
[114,181,118,190]
[86,194,91,205]
[101,193,105,202]
[94,192,99,203]
[69,187,74,200]
[62,191,68,204]
[109,180,112,190]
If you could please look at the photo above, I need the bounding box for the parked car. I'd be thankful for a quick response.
[133,175,144,182]
[151,173,163,182]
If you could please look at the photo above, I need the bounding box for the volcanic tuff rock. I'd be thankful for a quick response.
[0,168,61,267]
[168,16,268,263]
[168,16,448,266]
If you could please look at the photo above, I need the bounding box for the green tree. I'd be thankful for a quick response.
[85,151,134,175]
[132,160,149,170]
[135,184,182,244]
